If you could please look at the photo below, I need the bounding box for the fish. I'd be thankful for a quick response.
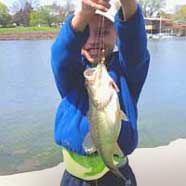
[83,62,128,181]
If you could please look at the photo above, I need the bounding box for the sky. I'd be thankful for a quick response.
[0,0,64,8]
[1,0,186,11]
[0,0,66,13]
[165,0,186,12]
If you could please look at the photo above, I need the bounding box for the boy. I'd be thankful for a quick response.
[51,0,150,185]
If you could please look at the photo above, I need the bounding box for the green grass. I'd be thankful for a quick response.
[0,26,59,34]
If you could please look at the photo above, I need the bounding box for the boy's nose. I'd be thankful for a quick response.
[92,35,104,45]
[88,31,104,41]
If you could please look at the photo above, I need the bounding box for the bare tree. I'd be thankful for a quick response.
[10,0,40,14]
[139,0,166,17]
[12,0,40,26]
[63,1,75,16]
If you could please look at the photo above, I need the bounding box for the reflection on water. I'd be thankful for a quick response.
[0,40,62,175]
[138,38,186,147]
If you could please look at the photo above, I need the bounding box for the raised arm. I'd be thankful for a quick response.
[51,0,112,98]
[51,15,89,98]
[120,0,137,21]
[72,0,111,32]
[115,1,150,103]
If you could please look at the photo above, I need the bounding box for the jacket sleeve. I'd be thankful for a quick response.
[51,15,89,98]
[114,5,150,103]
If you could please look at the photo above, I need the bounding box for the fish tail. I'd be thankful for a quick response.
[101,154,127,182]
[110,168,127,182]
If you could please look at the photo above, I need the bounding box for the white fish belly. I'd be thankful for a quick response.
[88,92,122,163]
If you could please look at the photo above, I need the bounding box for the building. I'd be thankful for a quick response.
[173,23,186,36]
[145,17,173,34]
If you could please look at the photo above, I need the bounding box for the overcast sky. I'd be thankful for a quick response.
[165,0,186,10]
[0,0,63,7]
[1,0,186,10]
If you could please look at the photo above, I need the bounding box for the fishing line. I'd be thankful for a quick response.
[90,2,128,185]
[98,13,105,64]
[96,14,105,64]
[87,10,106,186]
[122,1,126,21]
[100,15,105,64]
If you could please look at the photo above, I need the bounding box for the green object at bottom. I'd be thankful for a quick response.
[62,148,125,181]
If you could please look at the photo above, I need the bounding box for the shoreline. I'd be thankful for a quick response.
[0,32,58,40]
[1,32,186,41]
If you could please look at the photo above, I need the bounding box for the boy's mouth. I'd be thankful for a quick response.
[87,48,104,57]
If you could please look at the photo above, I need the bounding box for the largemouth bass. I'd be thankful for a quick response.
[83,62,128,181]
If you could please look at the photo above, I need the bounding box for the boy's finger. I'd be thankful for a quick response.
[89,0,110,12]
[96,0,111,9]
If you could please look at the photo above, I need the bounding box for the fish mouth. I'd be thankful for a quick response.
[84,68,96,82]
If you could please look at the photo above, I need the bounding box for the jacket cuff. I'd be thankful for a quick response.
[61,15,89,50]
[114,4,145,39]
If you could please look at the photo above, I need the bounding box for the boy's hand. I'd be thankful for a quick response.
[80,0,111,16]
[72,0,111,32]
[119,0,137,20]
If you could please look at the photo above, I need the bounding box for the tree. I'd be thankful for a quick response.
[139,0,166,17]
[50,3,66,23]
[12,0,39,26]
[63,1,75,16]
[13,2,33,26]
[10,0,39,13]
[29,10,40,26]
[0,2,11,26]
[30,5,58,27]
[173,5,186,23]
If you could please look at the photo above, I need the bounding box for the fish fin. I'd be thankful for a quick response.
[110,79,119,93]
[110,168,127,182]
[114,143,124,157]
[120,110,128,121]
[82,132,96,154]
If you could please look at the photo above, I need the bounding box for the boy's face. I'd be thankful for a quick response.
[82,15,117,64]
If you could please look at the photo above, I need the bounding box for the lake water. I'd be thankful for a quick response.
[0,38,186,174]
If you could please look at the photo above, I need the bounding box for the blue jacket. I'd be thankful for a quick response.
[51,5,150,155]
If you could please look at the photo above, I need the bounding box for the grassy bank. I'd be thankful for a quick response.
[0,26,59,34]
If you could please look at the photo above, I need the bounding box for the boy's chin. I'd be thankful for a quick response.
[91,57,104,64]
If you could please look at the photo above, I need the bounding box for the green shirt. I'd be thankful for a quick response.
[62,148,126,181]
